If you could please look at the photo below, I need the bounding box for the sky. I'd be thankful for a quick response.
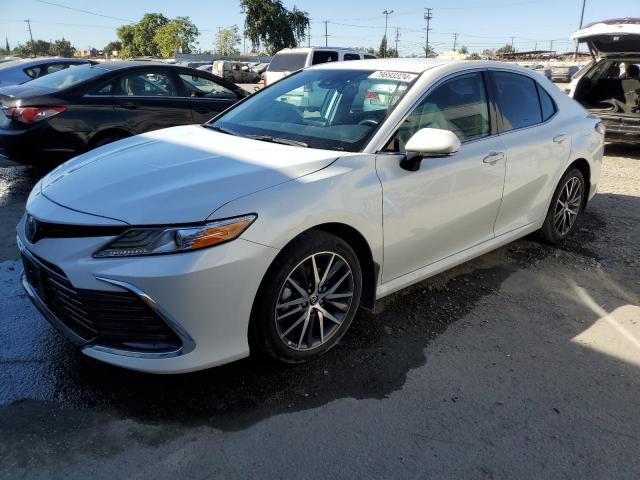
[0,0,638,55]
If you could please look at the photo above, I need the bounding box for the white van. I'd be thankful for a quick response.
[264,47,375,86]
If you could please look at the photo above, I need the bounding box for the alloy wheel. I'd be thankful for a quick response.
[553,176,582,237]
[275,252,354,351]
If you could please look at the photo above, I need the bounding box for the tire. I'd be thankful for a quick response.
[540,167,585,244]
[250,231,362,363]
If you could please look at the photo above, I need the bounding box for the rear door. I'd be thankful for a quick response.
[111,68,194,133]
[571,19,640,57]
[490,71,571,236]
[178,71,243,123]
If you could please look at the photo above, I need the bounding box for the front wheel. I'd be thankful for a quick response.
[250,231,362,363]
[540,167,585,244]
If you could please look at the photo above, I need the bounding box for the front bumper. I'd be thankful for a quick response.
[17,219,279,373]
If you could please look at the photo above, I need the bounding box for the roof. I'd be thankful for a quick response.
[0,57,88,69]
[94,61,199,71]
[309,58,462,73]
[276,47,363,53]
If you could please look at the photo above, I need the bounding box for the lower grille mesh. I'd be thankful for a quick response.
[22,253,181,352]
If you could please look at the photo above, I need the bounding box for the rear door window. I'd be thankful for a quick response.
[312,51,339,65]
[268,53,307,72]
[24,66,44,79]
[493,71,543,131]
[536,84,556,121]
[343,53,361,61]
[179,73,237,98]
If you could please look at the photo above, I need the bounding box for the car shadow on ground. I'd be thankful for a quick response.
[2,201,625,432]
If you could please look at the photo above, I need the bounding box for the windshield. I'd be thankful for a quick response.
[211,69,417,151]
[23,64,106,90]
[268,53,308,72]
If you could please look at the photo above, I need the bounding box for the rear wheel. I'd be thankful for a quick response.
[540,167,585,244]
[250,231,362,363]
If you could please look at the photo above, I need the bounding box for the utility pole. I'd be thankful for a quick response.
[510,36,515,50]
[323,20,329,47]
[452,33,459,52]
[394,27,400,57]
[424,7,433,58]
[25,19,34,57]
[574,0,586,60]
[382,9,393,58]
[549,39,554,59]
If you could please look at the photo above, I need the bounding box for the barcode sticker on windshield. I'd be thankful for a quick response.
[369,71,418,82]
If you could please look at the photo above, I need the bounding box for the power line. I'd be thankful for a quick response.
[33,0,134,23]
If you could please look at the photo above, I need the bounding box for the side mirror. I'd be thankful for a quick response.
[400,128,461,171]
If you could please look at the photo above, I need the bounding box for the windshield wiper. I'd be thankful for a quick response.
[203,124,239,136]
[246,134,309,148]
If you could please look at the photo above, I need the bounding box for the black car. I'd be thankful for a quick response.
[0,61,248,171]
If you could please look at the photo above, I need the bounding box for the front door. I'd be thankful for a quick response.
[178,72,242,123]
[112,69,194,133]
[376,71,506,282]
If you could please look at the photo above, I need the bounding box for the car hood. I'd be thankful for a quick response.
[40,125,342,225]
[571,18,640,57]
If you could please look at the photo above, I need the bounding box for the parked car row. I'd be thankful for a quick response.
[0,61,248,172]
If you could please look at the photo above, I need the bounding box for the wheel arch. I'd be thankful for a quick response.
[86,128,133,150]
[567,157,591,209]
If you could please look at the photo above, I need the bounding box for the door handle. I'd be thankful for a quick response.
[553,134,567,143]
[482,151,505,165]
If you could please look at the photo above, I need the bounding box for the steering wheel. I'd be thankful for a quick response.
[358,118,379,127]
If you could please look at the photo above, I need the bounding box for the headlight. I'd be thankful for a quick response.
[93,215,256,258]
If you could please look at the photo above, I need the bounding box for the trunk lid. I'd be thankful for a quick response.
[571,18,640,57]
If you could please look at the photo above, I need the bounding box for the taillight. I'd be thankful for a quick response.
[595,121,606,136]
[261,75,266,87]
[366,91,379,99]
[6,106,65,124]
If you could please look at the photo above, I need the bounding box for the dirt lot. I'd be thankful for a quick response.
[0,146,639,479]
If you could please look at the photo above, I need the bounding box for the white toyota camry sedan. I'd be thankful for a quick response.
[17,59,604,373]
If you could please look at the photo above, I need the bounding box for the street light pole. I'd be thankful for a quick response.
[382,9,393,58]
[424,7,433,58]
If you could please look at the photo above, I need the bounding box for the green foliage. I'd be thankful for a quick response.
[458,45,469,55]
[154,17,200,57]
[216,25,242,56]
[11,39,75,57]
[240,0,309,55]
[481,49,495,58]
[423,45,436,58]
[378,35,387,58]
[117,13,170,57]
[49,38,75,57]
[496,44,515,56]
[104,41,123,57]
[467,52,481,60]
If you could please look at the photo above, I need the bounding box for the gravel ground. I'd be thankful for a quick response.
[0,145,638,479]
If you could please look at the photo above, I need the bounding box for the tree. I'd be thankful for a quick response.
[467,52,481,60]
[241,0,309,55]
[104,41,122,57]
[117,13,169,57]
[154,17,199,58]
[216,25,241,56]
[49,38,75,57]
[481,49,495,59]
[378,35,388,58]
[14,40,51,57]
[495,44,515,56]
[458,45,468,55]
[423,45,436,58]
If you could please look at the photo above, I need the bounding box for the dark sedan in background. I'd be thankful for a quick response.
[0,57,96,87]
[0,61,248,172]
